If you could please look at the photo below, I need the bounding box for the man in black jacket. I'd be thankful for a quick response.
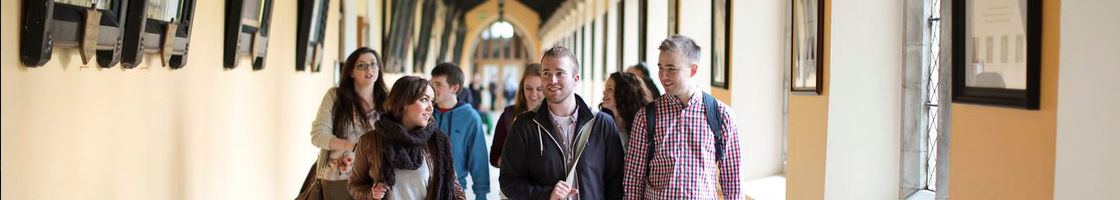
[499,46,625,200]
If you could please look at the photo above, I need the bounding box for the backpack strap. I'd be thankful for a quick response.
[644,102,657,179]
[702,93,725,160]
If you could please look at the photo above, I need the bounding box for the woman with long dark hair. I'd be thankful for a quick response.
[602,72,653,148]
[307,47,389,199]
[348,76,465,200]
[489,63,544,168]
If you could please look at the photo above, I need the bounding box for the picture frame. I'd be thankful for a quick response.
[951,0,1040,109]
[711,0,731,89]
[121,0,198,69]
[223,0,274,70]
[297,0,331,72]
[791,0,824,95]
[21,0,129,68]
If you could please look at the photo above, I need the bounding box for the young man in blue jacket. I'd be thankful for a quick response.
[431,62,490,199]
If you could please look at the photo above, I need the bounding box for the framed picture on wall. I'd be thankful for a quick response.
[297,0,331,72]
[951,0,1040,109]
[711,0,730,89]
[223,0,273,70]
[121,0,199,69]
[791,0,824,95]
[20,0,130,68]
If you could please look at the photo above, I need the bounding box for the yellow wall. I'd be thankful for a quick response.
[1,0,341,199]
[949,0,1060,199]
[786,0,829,199]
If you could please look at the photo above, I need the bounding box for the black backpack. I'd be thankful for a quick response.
[645,93,726,173]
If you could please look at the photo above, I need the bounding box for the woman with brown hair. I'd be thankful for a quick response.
[489,63,544,168]
[348,76,464,200]
[305,47,390,200]
[602,72,654,148]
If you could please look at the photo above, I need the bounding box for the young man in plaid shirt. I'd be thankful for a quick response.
[622,35,742,199]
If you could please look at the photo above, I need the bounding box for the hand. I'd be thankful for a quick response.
[370,183,389,200]
[337,155,355,172]
[549,181,578,200]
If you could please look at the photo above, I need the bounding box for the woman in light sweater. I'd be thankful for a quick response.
[349,76,464,200]
[309,47,389,199]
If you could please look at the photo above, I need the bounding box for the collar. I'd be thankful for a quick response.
[670,86,703,108]
[533,94,596,131]
[548,106,578,125]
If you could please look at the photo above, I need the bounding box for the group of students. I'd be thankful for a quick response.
[298,35,742,200]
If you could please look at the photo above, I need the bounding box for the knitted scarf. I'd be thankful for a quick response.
[376,116,458,200]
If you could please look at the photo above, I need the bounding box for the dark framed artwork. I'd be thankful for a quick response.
[121,0,198,69]
[952,0,1040,109]
[21,0,129,68]
[791,0,824,95]
[297,0,331,72]
[223,0,274,70]
[638,0,647,62]
[711,0,730,89]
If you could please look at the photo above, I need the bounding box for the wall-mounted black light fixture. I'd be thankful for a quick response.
[296,0,330,72]
[224,0,274,70]
[120,0,197,69]
[21,0,130,68]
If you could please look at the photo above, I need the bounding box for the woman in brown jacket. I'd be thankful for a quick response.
[348,76,465,200]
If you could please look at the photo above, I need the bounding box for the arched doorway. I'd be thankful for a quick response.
[469,21,531,112]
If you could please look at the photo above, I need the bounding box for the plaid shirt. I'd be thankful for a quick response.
[623,90,742,199]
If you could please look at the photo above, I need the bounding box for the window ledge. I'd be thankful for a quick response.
[743,175,786,200]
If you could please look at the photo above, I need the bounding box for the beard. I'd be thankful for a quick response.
[546,87,572,104]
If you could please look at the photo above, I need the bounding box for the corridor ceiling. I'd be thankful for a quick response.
[450,0,565,24]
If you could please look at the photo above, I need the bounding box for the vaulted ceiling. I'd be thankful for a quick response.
[448,0,566,25]
[517,0,566,23]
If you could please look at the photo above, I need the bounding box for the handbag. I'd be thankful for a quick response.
[295,162,323,200]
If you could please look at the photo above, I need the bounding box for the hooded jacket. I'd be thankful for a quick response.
[499,95,625,200]
[433,101,490,199]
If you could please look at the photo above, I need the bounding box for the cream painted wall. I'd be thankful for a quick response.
[823,0,903,199]
[720,0,787,181]
[621,0,640,68]
[643,0,667,87]
[1054,0,1120,199]
[1,0,341,199]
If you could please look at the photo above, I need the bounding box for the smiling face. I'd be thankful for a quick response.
[602,78,617,110]
[351,53,379,89]
[401,86,436,130]
[522,75,544,110]
[658,50,697,98]
[540,56,580,104]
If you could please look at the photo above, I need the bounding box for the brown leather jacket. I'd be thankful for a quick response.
[347,131,465,200]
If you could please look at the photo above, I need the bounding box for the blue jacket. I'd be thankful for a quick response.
[434,101,489,199]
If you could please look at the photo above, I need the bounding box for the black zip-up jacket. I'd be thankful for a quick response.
[499,95,625,200]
